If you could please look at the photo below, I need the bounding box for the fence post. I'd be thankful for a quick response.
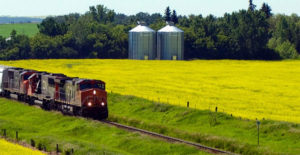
[3,129,6,138]
[16,131,18,141]
[187,101,189,108]
[56,144,59,153]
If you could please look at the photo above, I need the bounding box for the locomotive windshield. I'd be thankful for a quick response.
[24,75,30,80]
[80,82,105,90]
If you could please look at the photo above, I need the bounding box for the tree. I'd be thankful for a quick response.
[268,38,298,59]
[171,10,178,24]
[10,30,17,38]
[89,6,98,21]
[38,17,68,36]
[260,3,272,18]
[136,12,151,24]
[248,0,256,12]
[0,36,7,50]
[96,5,107,23]
[107,10,115,23]
[164,6,171,22]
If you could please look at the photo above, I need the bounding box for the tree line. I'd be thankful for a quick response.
[0,1,299,60]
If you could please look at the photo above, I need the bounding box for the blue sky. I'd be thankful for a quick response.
[0,0,299,17]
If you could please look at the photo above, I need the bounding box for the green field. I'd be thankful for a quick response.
[0,139,44,155]
[0,98,209,155]
[0,23,38,37]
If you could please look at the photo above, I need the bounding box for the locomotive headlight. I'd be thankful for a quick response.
[93,90,96,95]
[101,102,105,106]
[88,102,92,107]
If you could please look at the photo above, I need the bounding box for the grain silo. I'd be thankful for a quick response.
[157,22,184,60]
[129,22,156,60]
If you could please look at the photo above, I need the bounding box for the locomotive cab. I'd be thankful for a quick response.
[77,79,108,119]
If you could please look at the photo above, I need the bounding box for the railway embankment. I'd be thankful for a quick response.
[0,98,210,155]
[107,93,300,155]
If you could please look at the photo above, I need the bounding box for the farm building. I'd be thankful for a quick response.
[128,22,156,60]
[157,22,184,60]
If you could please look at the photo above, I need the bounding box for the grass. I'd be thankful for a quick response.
[107,93,300,155]
[1,59,299,123]
[0,98,210,155]
[0,23,38,38]
[0,139,44,155]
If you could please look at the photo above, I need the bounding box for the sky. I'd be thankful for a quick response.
[0,0,299,17]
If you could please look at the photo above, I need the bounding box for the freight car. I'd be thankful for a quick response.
[0,65,108,119]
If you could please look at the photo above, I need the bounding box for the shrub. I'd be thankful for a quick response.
[268,37,298,59]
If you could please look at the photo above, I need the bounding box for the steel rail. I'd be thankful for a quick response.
[101,120,234,154]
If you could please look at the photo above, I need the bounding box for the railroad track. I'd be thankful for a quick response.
[3,97,233,154]
[101,120,234,154]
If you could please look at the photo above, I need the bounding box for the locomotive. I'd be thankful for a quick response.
[0,65,108,119]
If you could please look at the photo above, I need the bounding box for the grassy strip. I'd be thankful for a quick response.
[0,139,45,155]
[0,98,210,155]
[108,93,300,155]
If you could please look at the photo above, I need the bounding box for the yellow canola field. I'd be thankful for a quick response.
[0,139,45,155]
[1,59,300,123]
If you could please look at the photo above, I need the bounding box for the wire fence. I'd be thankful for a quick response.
[0,128,74,155]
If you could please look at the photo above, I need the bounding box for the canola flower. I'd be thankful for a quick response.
[1,59,299,123]
[0,139,45,155]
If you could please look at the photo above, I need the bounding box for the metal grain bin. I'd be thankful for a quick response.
[129,22,156,60]
[157,22,184,60]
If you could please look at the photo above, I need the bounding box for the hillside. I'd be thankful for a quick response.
[0,23,38,38]
[1,59,299,123]
[0,98,208,155]
[1,90,299,154]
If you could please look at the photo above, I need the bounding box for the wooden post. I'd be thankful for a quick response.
[56,144,59,153]
[16,131,18,141]
[187,101,189,108]
[3,129,6,138]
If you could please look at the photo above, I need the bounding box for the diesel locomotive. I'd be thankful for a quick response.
[0,65,108,119]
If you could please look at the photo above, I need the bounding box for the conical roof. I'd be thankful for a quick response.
[129,22,155,32]
[158,22,183,33]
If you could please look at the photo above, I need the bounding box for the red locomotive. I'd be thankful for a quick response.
[0,65,108,119]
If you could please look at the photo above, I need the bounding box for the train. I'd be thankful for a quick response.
[0,65,108,119]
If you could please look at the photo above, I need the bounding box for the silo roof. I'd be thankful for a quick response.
[129,25,155,32]
[158,25,183,33]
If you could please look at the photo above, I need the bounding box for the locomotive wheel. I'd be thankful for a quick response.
[49,100,56,110]
[73,107,82,116]
[29,98,34,105]
[25,96,31,104]
[42,100,51,110]
[5,91,10,98]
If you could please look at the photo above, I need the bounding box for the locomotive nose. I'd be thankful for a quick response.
[82,89,106,107]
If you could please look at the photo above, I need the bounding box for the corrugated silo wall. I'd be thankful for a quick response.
[129,32,156,60]
[157,32,184,60]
